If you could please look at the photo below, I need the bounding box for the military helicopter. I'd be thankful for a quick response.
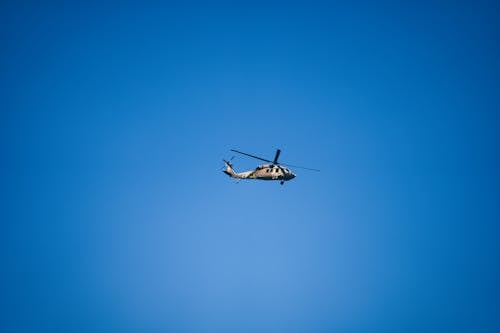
[223,149,320,185]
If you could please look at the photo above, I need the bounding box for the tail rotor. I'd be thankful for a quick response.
[222,156,235,168]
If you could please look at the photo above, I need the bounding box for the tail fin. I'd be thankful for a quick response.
[223,160,237,178]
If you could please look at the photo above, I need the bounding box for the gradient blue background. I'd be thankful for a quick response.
[2,1,499,332]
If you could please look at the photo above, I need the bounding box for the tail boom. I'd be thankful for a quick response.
[223,161,252,179]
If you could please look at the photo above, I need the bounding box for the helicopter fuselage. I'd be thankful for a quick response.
[246,164,296,181]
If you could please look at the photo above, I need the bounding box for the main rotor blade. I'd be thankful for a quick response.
[273,149,281,165]
[230,149,272,163]
[281,163,321,172]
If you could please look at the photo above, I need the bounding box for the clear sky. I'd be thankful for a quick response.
[2,1,499,332]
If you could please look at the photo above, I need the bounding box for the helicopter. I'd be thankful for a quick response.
[223,149,320,185]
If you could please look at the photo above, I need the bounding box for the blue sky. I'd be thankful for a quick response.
[2,1,499,332]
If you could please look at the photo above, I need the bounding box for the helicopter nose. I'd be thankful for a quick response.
[290,172,296,179]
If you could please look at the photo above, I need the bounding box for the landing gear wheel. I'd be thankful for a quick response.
[280,181,284,185]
